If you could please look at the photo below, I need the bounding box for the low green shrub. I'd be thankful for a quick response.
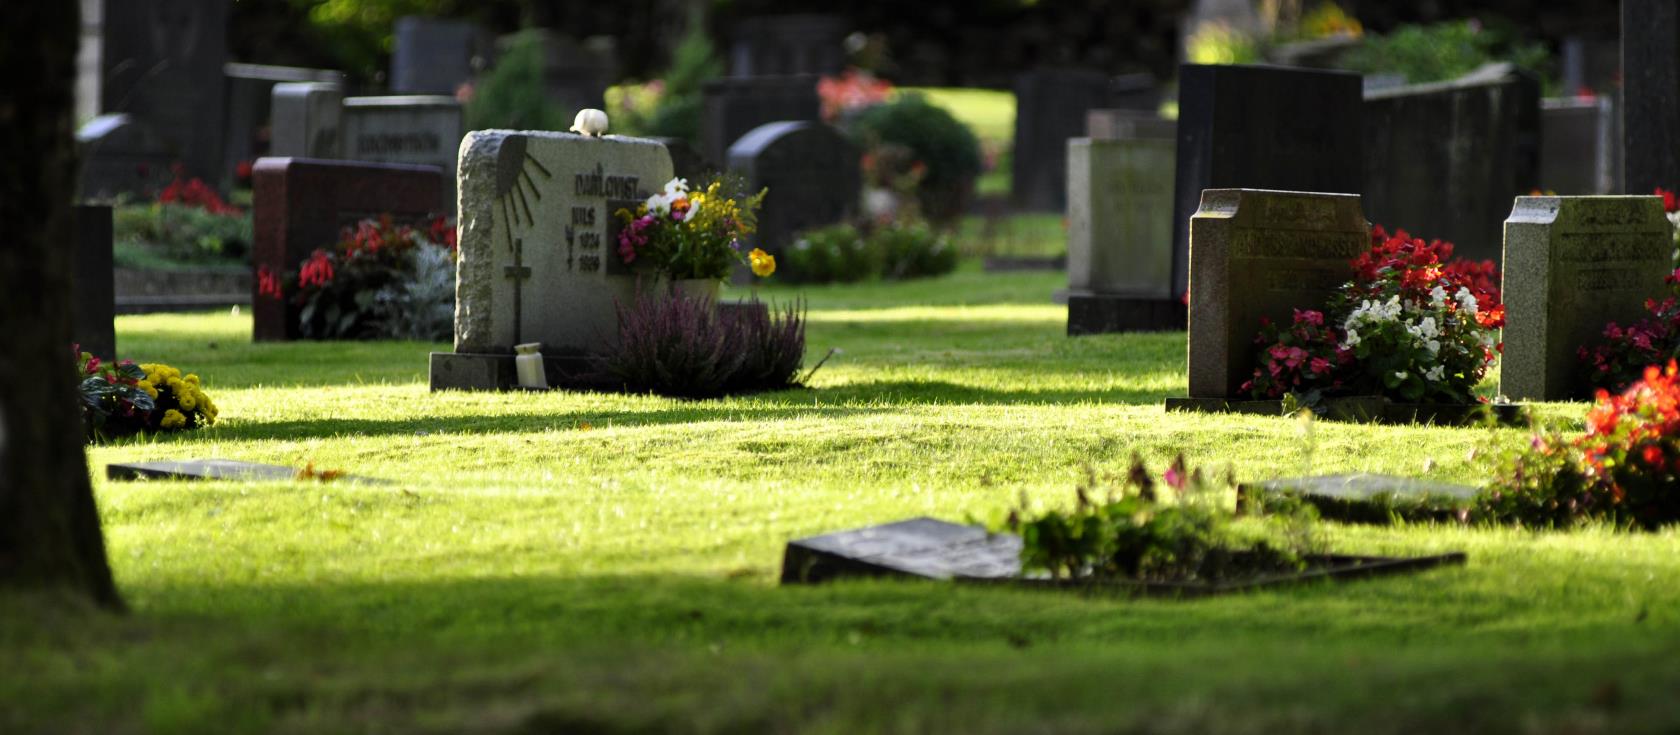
[114,202,252,266]
[849,94,982,226]
[871,221,957,280]
[780,222,957,284]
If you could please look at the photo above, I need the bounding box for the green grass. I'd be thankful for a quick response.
[10,267,1680,733]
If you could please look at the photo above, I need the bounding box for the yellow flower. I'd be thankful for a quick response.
[178,392,198,411]
[138,380,158,399]
[748,248,776,277]
[185,374,200,386]
[160,409,187,429]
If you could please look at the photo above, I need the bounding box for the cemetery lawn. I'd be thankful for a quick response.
[13,264,1680,733]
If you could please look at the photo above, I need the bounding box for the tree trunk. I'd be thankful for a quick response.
[0,0,124,610]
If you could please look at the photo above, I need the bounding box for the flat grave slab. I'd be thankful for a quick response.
[1164,396,1527,427]
[1239,473,1480,524]
[782,517,1466,597]
[107,459,381,484]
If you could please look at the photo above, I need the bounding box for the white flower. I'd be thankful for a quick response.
[1394,371,1408,381]
[663,177,689,198]
[1425,365,1445,382]
[1454,287,1479,315]
[1426,338,1441,355]
[1429,285,1448,308]
[644,192,671,215]
[1342,328,1360,348]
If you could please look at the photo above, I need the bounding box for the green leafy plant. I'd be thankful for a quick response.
[1337,19,1550,87]
[848,94,982,226]
[870,221,957,280]
[998,455,1319,582]
[77,348,217,443]
[259,216,457,341]
[780,225,877,284]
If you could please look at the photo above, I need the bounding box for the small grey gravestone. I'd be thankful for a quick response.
[1066,117,1180,335]
[727,121,860,258]
[1185,189,1368,399]
[1541,97,1617,195]
[781,517,1022,584]
[339,95,464,209]
[1501,196,1673,400]
[1239,473,1479,524]
[430,131,673,391]
[700,76,820,167]
[270,81,345,159]
[1172,65,1364,298]
[1363,63,1541,264]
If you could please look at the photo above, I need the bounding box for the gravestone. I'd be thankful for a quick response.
[781,517,1022,584]
[1542,97,1618,195]
[1011,69,1115,212]
[1363,63,1541,264]
[391,16,490,95]
[652,136,710,184]
[727,121,860,257]
[221,63,345,190]
[1622,0,1680,194]
[75,114,175,200]
[1085,109,1175,141]
[99,0,230,185]
[107,458,382,484]
[1065,122,1181,334]
[430,131,673,391]
[1239,474,1479,524]
[1186,189,1368,399]
[1501,195,1673,400]
[72,205,116,361]
[251,158,445,341]
[340,96,464,210]
[522,30,618,116]
[729,14,848,78]
[700,76,821,167]
[270,82,345,159]
[1172,65,1364,298]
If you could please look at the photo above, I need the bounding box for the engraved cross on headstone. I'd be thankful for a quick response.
[504,238,532,344]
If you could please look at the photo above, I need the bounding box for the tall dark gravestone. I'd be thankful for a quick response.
[72,205,116,361]
[1363,64,1541,264]
[250,158,444,341]
[1623,0,1680,194]
[99,0,230,185]
[701,76,821,168]
[727,121,860,257]
[729,14,848,77]
[221,63,345,191]
[391,16,490,95]
[1170,64,1364,297]
[1011,69,1116,212]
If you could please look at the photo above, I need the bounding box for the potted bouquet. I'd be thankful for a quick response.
[614,176,772,301]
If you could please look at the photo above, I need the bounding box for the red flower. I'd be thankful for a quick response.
[257,265,283,299]
[298,249,335,289]
[1658,187,1679,214]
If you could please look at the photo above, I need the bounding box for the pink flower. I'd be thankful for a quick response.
[1310,357,1330,374]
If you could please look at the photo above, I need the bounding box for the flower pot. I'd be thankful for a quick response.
[636,273,720,305]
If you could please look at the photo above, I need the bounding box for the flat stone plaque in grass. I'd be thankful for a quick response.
[1239,473,1480,524]
[107,459,380,484]
[1164,396,1526,427]
[782,517,1466,597]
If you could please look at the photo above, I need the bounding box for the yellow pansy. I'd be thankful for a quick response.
[160,409,187,429]
[748,248,776,277]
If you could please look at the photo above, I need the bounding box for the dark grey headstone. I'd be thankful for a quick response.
[701,76,821,167]
[515,30,618,118]
[1170,64,1364,297]
[100,0,230,185]
[652,136,710,184]
[1622,0,1680,194]
[729,14,848,78]
[72,205,116,361]
[1011,69,1117,212]
[270,82,344,159]
[1363,63,1541,264]
[75,113,175,200]
[220,63,345,191]
[1542,97,1617,195]
[1240,473,1479,523]
[107,459,384,484]
[781,517,1022,584]
[392,16,491,95]
[727,121,860,257]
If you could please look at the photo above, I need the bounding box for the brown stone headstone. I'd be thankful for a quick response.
[251,157,444,341]
[1186,189,1368,398]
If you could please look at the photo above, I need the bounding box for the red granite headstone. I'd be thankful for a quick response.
[251,157,445,341]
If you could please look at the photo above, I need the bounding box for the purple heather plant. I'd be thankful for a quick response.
[592,291,807,398]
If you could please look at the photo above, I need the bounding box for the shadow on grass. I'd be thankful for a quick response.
[191,380,1181,442]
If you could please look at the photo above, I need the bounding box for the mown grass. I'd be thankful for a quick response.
[9,266,1679,734]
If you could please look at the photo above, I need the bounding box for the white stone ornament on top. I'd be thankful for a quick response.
[569,108,609,138]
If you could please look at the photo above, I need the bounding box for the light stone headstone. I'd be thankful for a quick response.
[781,517,1023,584]
[1501,196,1673,400]
[430,131,673,391]
[1065,130,1180,334]
[270,82,345,159]
[340,95,464,209]
[1186,189,1368,398]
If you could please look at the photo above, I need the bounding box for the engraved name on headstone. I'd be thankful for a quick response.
[1500,196,1673,400]
[340,95,464,209]
[1186,189,1368,398]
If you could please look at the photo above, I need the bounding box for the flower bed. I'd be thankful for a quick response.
[258,215,456,340]
[78,347,217,443]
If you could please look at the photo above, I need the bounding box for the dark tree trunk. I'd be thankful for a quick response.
[0,0,124,610]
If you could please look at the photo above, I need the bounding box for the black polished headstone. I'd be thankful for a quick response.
[701,75,821,168]
[75,113,175,200]
[781,517,1022,584]
[1622,0,1680,194]
[1170,64,1363,296]
[99,0,230,185]
[72,205,116,361]
[729,14,848,78]
[1010,69,1118,212]
[727,121,859,257]
[1363,64,1541,263]
[652,136,711,184]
